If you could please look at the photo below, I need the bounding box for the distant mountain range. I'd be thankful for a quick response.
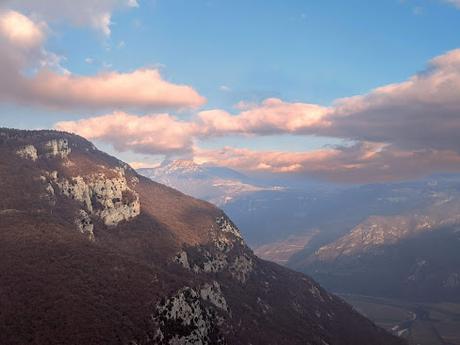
[138,162,430,248]
[138,160,279,207]
[290,180,460,302]
[0,128,404,345]
[139,160,460,303]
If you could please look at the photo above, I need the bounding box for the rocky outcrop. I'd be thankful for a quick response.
[53,168,140,227]
[151,287,226,345]
[44,139,71,159]
[229,254,254,283]
[200,282,228,312]
[178,231,254,285]
[192,249,228,274]
[16,138,70,161]
[174,216,255,286]
[215,216,242,242]
[174,250,191,270]
[16,145,38,161]
[75,209,95,241]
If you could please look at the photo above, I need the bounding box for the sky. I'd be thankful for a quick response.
[1,0,460,183]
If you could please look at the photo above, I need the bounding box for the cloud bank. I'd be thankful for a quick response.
[194,145,460,183]
[56,49,460,182]
[198,49,460,153]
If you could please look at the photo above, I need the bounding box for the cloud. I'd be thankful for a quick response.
[195,144,460,183]
[2,0,138,36]
[0,10,48,97]
[52,48,460,183]
[55,111,199,155]
[198,98,330,136]
[5,68,206,111]
[198,49,460,154]
[219,85,231,92]
[326,49,460,151]
[0,10,206,111]
[0,9,45,47]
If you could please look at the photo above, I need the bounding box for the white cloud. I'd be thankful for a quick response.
[127,0,139,7]
[219,85,231,92]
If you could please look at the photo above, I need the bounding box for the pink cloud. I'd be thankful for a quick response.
[198,98,331,136]
[0,10,45,48]
[195,144,460,183]
[326,49,460,151]
[14,68,206,111]
[55,111,199,155]
[197,49,460,153]
[0,10,205,111]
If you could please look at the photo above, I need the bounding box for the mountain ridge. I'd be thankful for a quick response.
[292,194,460,302]
[137,159,276,207]
[0,128,405,345]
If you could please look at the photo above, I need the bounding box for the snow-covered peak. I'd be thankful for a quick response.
[161,159,202,173]
[138,159,204,180]
[137,159,278,206]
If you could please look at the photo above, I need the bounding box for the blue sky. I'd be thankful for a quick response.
[2,0,460,182]
[61,0,460,105]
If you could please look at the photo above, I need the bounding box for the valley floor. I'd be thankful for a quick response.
[340,294,460,345]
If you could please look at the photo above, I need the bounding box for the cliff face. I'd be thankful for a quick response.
[0,128,405,345]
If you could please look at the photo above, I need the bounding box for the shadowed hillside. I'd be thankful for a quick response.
[0,128,405,345]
